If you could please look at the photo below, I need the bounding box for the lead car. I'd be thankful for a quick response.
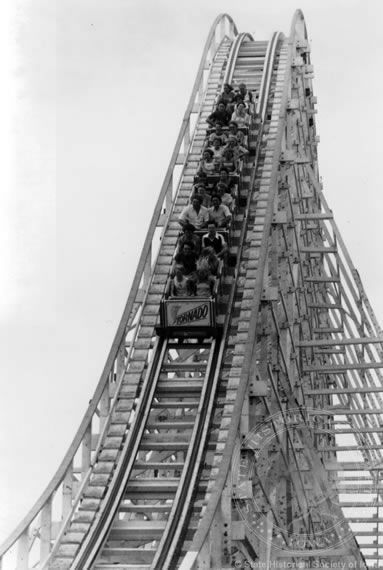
[157,295,222,339]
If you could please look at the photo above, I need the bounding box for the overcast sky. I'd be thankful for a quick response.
[0,0,382,544]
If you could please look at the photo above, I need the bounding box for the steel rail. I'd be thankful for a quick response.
[224,32,254,85]
[153,339,220,569]
[179,29,285,569]
[81,338,219,569]
[152,33,258,570]
[0,12,238,567]
[153,32,267,569]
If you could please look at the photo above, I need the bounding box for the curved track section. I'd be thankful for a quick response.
[2,10,383,570]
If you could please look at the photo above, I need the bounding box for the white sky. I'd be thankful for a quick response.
[0,0,382,543]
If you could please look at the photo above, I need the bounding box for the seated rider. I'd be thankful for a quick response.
[178,195,209,231]
[193,171,214,194]
[170,265,189,297]
[197,246,220,276]
[231,101,251,128]
[206,120,228,147]
[211,138,225,169]
[224,135,249,161]
[215,167,235,193]
[206,102,231,127]
[194,268,216,297]
[202,221,228,261]
[177,223,201,257]
[217,83,235,113]
[220,148,237,173]
[233,82,254,109]
[197,148,217,176]
[228,121,247,146]
[208,195,232,229]
[191,182,211,208]
[174,241,197,277]
[215,182,234,211]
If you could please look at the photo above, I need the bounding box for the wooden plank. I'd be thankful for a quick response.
[308,408,383,415]
[304,276,340,283]
[301,246,337,253]
[97,548,156,564]
[307,386,383,395]
[298,337,383,347]
[132,462,185,470]
[304,362,383,372]
[295,213,333,220]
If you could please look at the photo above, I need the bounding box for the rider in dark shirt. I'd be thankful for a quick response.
[202,221,228,260]
[206,102,232,127]
[175,242,197,276]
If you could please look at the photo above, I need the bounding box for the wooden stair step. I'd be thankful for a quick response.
[96,547,156,565]
[132,462,185,471]
[156,380,204,393]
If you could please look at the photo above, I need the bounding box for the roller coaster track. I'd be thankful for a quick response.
[2,10,383,570]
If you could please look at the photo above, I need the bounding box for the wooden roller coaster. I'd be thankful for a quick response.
[1,10,382,570]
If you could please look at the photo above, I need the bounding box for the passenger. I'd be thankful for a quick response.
[233,82,254,108]
[224,135,249,161]
[179,195,209,231]
[231,101,251,128]
[174,241,197,277]
[211,138,225,168]
[194,174,214,196]
[202,221,228,261]
[177,223,201,257]
[220,148,237,173]
[194,268,216,297]
[215,167,235,192]
[206,120,228,147]
[197,246,220,276]
[217,83,235,113]
[171,265,189,297]
[191,182,211,208]
[208,195,232,229]
[206,102,231,127]
[215,182,234,211]
[228,121,246,146]
[197,148,217,176]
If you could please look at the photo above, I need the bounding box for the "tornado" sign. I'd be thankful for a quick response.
[166,300,213,327]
